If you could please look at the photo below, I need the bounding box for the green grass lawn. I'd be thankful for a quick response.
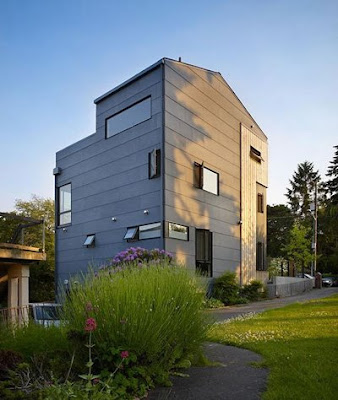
[207,294,338,400]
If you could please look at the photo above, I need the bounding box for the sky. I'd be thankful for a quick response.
[0,0,337,211]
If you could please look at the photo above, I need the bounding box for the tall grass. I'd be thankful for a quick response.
[62,262,207,375]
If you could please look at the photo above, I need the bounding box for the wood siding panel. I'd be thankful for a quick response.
[241,124,268,284]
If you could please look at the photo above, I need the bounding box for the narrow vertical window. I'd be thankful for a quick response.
[148,149,161,179]
[59,184,71,226]
[193,162,203,188]
[257,193,264,213]
[256,242,264,270]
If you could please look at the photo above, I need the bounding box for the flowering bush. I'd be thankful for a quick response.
[100,247,173,271]
[62,260,206,394]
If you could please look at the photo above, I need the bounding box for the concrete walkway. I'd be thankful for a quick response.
[209,287,338,323]
[149,288,338,399]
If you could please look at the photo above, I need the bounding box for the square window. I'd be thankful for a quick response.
[124,227,139,240]
[250,146,263,163]
[83,234,95,247]
[194,163,219,195]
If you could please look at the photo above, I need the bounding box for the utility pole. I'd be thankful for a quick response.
[310,182,318,276]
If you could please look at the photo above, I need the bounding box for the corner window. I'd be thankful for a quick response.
[250,146,263,163]
[194,163,219,195]
[83,234,95,247]
[257,193,264,213]
[58,184,71,226]
[166,222,189,241]
[149,149,161,179]
[139,222,161,240]
[106,97,151,138]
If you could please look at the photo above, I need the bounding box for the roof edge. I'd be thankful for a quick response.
[94,58,165,104]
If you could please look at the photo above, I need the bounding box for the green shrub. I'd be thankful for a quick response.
[212,272,242,305]
[202,297,224,308]
[61,262,206,392]
[240,280,264,301]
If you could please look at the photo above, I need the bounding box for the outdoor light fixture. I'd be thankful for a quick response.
[112,217,117,221]
[144,210,149,215]
[62,227,67,232]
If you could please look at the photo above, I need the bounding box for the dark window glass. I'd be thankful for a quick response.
[257,193,264,213]
[250,146,262,163]
[149,149,161,179]
[195,229,213,277]
[106,97,151,138]
[59,184,71,226]
[168,222,189,241]
[194,162,202,188]
[139,222,161,240]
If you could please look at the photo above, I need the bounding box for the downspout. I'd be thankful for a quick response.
[161,59,166,250]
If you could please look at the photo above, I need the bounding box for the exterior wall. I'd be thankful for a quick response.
[163,59,267,279]
[55,65,164,284]
[241,124,268,284]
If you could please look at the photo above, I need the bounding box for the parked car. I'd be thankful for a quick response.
[322,277,334,287]
[29,303,62,327]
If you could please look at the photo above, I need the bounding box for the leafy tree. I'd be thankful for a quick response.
[285,161,321,219]
[283,223,313,276]
[267,204,294,258]
[0,196,55,302]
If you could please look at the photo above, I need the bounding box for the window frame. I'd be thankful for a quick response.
[139,222,162,240]
[124,227,139,241]
[83,234,96,247]
[148,149,161,179]
[193,162,219,196]
[58,183,72,227]
[105,96,152,139]
[165,221,189,241]
[250,146,263,163]
[257,193,264,213]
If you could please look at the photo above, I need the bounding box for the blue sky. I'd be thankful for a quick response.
[0,0,337,211]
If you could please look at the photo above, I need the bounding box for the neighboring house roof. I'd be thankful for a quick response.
[94,57,267,140]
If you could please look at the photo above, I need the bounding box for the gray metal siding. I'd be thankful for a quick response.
[55,65,164,283]
[163,59,263,278]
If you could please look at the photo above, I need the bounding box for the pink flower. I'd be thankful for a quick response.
[120,350,129,359]
[85,317,97,332]
[86,302,93,312]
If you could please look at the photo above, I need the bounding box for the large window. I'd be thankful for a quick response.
[194,163,219,195]
[58,184,71,226]
[123,222,161,241]
[106,97,151,138]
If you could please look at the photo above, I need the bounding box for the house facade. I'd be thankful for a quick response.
[54,58,268,288]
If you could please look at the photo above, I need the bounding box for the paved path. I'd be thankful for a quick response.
[209,287,338,323]
[149,288,338,399]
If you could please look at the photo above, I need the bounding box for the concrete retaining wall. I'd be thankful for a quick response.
[267,276,314,298]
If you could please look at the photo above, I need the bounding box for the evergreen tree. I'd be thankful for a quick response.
[285,161,321,218]
[267,204,294,258]
[326,145,338,205]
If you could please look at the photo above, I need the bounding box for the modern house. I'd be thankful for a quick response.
[54,58,268,288]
